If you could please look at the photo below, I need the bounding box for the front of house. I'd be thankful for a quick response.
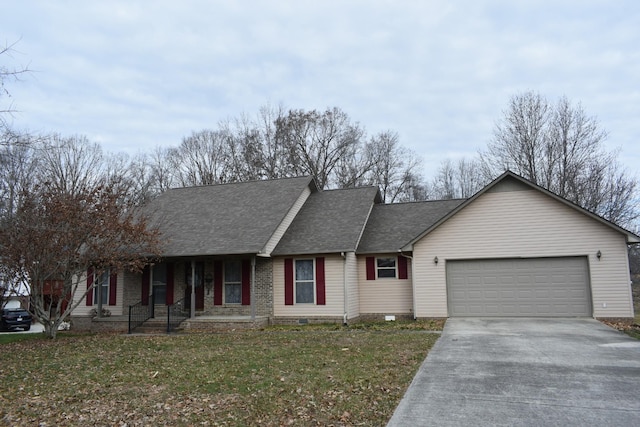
[71,171,639,332]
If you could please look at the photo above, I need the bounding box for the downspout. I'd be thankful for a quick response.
[400,250,416,320]
[341,252,348,325]
[251,256,256,321]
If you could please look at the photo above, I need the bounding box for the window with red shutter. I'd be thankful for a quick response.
[284,258,294,305]
[398,256,408,280]
[315,257,325,305]
[108,270,117,305]
[366,257,376,280]
[86,268,94,306]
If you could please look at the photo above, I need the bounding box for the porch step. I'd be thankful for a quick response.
[133,318,185,334]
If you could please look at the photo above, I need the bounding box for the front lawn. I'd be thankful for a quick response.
[0,326,438,426]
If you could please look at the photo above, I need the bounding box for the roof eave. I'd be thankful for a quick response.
[406,170,640,246]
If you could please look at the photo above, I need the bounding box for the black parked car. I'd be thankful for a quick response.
[0,308,32,331]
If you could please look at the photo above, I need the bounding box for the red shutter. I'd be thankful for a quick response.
[166,263,174,305]
[214,261,223,305]
[315,257,326,305]
[141,265,150,305]
[284,258,294,305]
[398,256,408,280]
[366,257,376,280]
[85,268,94,306]
[241,259,251,306]
[108,269,117,305]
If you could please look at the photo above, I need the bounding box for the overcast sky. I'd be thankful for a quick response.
[3,1,639,178]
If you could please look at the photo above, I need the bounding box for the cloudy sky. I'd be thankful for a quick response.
[3,1,639,177]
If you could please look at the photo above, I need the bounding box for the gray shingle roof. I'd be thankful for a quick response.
[149,176,314,257]
[357,199,465,254]
[272,186,381,255]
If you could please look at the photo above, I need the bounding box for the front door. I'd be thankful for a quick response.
[184,284,205,310]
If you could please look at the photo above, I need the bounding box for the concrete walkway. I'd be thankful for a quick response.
[388,318,640,426]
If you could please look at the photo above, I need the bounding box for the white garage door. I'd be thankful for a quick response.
[447,257,592,317]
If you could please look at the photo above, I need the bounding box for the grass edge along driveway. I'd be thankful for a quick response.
[0,323,440,426]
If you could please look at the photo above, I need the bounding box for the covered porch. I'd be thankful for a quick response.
[126,255,273,333]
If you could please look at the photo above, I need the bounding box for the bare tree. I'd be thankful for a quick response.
[147,105,430,200]
[253,104,291,180]
[170,129,232,187]
[1,40,31,132]
[481,91,638,226]
[275,107,365,189]
[0,132,38,218]
[36,134,106,195]
[145,146,176,193]
[364,131,425,202]
[431,158,486,199]
[431,159,457,199]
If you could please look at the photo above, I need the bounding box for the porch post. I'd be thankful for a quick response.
[190,260,196,319]
[96,270,102,318]
[251,256,256,321]
[149,264,154,318]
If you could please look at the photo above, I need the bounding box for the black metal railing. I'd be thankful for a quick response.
[167,297,188,333]
[128,298,152,334]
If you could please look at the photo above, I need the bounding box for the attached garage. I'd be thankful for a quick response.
[447,257,592,317]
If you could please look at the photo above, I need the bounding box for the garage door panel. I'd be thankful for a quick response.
[447,257,591,317]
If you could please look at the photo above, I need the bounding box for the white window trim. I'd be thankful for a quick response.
[295,258,316,304]
[224,261,242,305]
[93,268,110,305]
[376,257,397,279]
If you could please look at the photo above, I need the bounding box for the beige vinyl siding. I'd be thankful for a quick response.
[273,255,345,317]
[71,269,124,317]
[413,189,633,318]
[261,187,311,255]
[358,254,413,314]
[345,252,360,319]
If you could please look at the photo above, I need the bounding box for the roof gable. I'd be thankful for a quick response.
[149,176,316,257]
[402,170,640,250]
[272,186,381,255]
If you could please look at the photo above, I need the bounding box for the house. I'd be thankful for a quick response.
[70,171,639,332]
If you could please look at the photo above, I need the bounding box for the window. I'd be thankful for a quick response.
[94,269,110,305]
[153,263,167,305]
[224,260,242,304]
[295,259,314,303]
[377,257,397,278]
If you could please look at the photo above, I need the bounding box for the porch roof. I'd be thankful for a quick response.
[148,176,315,257]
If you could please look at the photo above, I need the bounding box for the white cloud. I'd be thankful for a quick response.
[2,0,639,177]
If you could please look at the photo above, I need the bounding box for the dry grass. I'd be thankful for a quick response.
[0,325,439,426]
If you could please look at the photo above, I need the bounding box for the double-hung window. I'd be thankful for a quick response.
[94,269,110,305]
[295,259,314,304]
[224,260,242,304]
[152,263,167,305]
[376,257,397,278]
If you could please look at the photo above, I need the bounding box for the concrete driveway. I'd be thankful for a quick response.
[388,318,640,426]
